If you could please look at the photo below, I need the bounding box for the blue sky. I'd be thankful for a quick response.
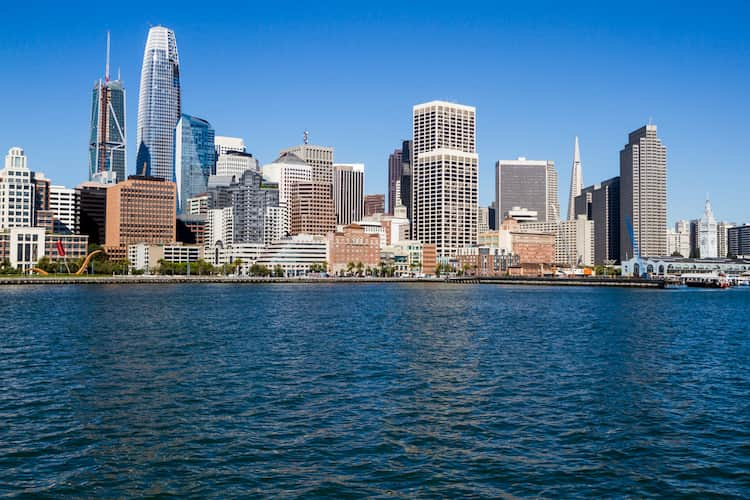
[1,1,748,223]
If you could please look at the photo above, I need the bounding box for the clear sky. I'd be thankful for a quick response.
[1,1,748,223]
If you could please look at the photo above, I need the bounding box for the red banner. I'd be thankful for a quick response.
[56,240,66,257]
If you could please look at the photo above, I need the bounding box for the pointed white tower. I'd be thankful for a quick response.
[698,195,718,258]
[567,136,583,220]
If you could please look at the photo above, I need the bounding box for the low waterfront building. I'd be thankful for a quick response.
[517,215,594,267]
[380,240,437,276]
[128,243,204,273]
[479,218,556,274]
[256,234,328,276]
[456,246,520,276]
[0,227,88,271]
[327,224,380,274]
[621,256,750,278]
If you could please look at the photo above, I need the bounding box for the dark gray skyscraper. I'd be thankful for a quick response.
[136,26,181,179]
[619,124,667,259]
[575,177,620,264]
[89,33,126,183]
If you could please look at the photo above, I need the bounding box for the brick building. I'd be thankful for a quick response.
[327,224,380,274]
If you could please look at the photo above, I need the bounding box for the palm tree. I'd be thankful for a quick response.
[356,261,364,277]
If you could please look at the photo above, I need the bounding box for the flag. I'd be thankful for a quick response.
[56,240,66,257]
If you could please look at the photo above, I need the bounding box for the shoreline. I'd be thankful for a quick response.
[0,275,664,288]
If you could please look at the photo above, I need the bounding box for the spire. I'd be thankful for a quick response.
[567,136,583,220]
[105,31,110,83]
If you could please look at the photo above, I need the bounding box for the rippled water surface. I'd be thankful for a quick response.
[1,284,749,497]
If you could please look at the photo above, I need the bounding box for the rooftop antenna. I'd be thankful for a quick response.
[303,130,309,145]
[105,31,111,83]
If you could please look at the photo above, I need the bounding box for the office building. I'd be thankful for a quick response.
[89,33,126,184]
[77,183,108,245]
[697,197,718,258]
[717,221,734,258]
[327,224,381,274]
[0,227,88,272]
[400,140,413,232]
[256,234,328,276]
[205,206,234,249]
[0,147,35,230]
[215,151,258,179]
[519,215,595,267]
[666,220,691,258]
[262,152,314,205]
[104,176,177,257]
[478,206,490,235]
[214,136,245,156]
[567,136,582,220]
[388,147,402,215]
[49,185,79,234]
[496,157,559,223]
[619,124,667,258]
[279,142,334,185]
[135,26,181,179]
[413,101,478,257]
[128,242,203,273]
[488,202,497,230]
[289,182,335,236]
[175,114,215,213]
[333,164,364,225]
[574,176,621,264]
[186,193,208,216]
[728,224,750,257]
[228,170,279,244]
[364,194,385,216]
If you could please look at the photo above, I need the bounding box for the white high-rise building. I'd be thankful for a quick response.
[0,147,34,230]
[262,153,314,206]
[717,221,734,258]
[666,220,691,258]
[214,136,246,156]
[567,136,582,220]
[264,206,288,245]
[412,101,478,257]
[49,185,79,234]
[216,151,258,179]
[206,207,234,247]
[496,158,559,223]
[333,163,364,225]
[698,197,718,258]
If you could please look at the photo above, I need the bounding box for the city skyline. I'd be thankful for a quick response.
[0,2,748,223]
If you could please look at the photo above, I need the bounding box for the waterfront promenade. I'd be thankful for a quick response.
[0,275,664,287]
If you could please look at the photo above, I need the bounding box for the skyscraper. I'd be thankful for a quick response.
[495,158,559,223]
[388,148,402,215]
[575,177,620,264]
[399,139,413,233]
[619,124,667,258]
[89,33,126,184]
[229,170,280,244]
[567,136,582,220]
[0,147,34,229]
[412,101,478,257]
[333,164,364,225]
[363,194,385,217]
[136,26,181,179]
[175,114,215,213]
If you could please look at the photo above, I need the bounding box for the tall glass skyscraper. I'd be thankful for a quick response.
[175,114,215,213]
[136,26,181,179]
[89,33,126,183]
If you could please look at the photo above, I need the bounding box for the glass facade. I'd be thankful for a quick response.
[136,26,181,180]
[89,80,126,182]
[175,114,215,213]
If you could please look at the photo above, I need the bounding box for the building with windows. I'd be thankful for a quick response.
[214,136,245,156]
[175,114,215,213]
[412,101,478,257]
[215,151,258,179]
[327,224,381,274]
[363,194,385,216]
[667,220,691,258]
[517,215,594,267]
[717,221,734,258]
[228,170,279,244]
[49,185,79,234]
[205,206,233,248]
[698,197,718,258]
[567,137,582,221]
[104,175,177,257]
[135,26,181,179]
[728,224,750,258]
[89,33,126,184]
[289,182,335,236]
[387,147,402,215]
[0,227,88,272]
[496,157,559,223]
[279,143,334,185]
[256,234,328,276]
[381,240,437,276]
[456,246,520,277]
[0,147,35,230]
[128,242,203,273]
[619,124,667,259]
[333,163,364,225]
[574,176,620,263]
[77,182,108,245]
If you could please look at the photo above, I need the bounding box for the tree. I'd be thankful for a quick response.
[274,265,284,277]
[346,261,355,275]
[356,261,364,277]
